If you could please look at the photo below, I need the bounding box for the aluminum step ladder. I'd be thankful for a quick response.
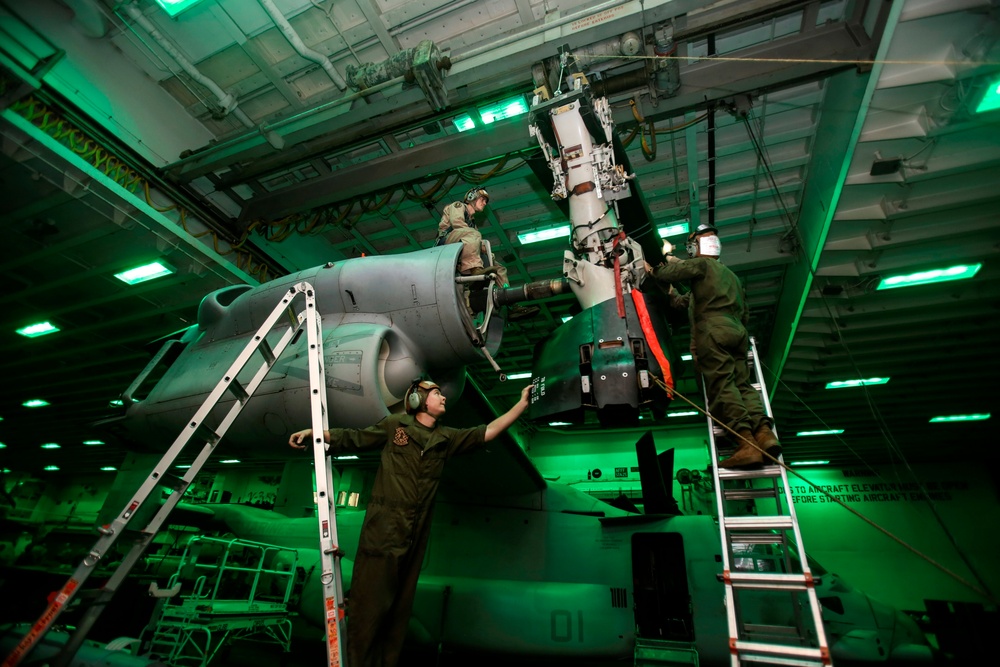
[3,281,349,667]
[706,337,831,667]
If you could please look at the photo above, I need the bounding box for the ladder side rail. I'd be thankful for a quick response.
[703,380,741,667]
[748,338,831,658]
[302,288,348,667]
[3,284,315,667]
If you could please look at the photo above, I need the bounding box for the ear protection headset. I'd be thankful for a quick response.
[685,223,719,256]
[406,379,441,414]
[464,187,489,204]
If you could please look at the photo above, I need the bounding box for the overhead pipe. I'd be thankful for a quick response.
[258,0,347,91]
[123,2,254,128]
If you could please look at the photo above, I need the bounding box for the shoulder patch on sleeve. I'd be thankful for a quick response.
[452,202,463,209]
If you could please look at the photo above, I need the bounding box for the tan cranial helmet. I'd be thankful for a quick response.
[405,379,441,414]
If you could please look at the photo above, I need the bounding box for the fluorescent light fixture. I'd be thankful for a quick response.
[452,113,476,132]
[176,464,192,469]
[109,399,124,407]
[518,224,571,245]
[681,354,693,361]
[506,372,532,380]
[83,440,105,446]
[929,413,990,423]
[790,460,830,466]
[0,443,6,449]
[335,455,359,460]
[43,465,60,471]
[2,468,9,473]
[220,459,241,464]
[975,76,1000,113]
[657,221,690,238]
[17,321,60,338]
[876,263,981,290]
[667,411,699,417]
[825,377,889,389]
[479,95,529,124]
[152,0,207,18]
[548,421,572,426]
[23,399,50,408]
[561,316,573,323]
[114,261,174,285]
[101,466,117,471]
[40,443,61,449]
[796,429,845,437]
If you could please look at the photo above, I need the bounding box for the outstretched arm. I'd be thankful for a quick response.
[288,428,329,450]
[484,385,532,442]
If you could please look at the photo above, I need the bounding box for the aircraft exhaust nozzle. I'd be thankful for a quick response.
[495,278,570,306]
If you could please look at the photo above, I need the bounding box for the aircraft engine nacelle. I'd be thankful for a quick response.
[119,245,498,450]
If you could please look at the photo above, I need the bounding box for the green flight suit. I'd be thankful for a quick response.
[649,257,770,435]
[328,413,486,667]
[438,201,509,286]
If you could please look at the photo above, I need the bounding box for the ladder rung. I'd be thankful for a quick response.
[723,488,778,501]
[725,515,794,530]
[258,338,276,365]
[192,423,220,445]
[228,379,249,403]
[743,623,811,638]
[731,532,791,545]
[718,465,782,480]
[727,572,815,591]
[733,640,827,666]
[751,382,761,391]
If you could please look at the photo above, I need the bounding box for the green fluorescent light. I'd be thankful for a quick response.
[667,411,699,417]
[335,455,359,460]
[17,321,60,338]
[109,399,124,407]
[825,377,889,389]
[83,440,105,446]
[43,465,60,471]
[176,464,192,469]
[153,0,207,18]
[114,261,174,285]
[876,263,981,290]
[975,76,1000,113]
[220,459,241,464]
[929,413,990,423]
[681,354,693,361]
[23,399,50,408]
[101,466,117,471]
[506,372,532,380]
[796,429,845,437]
[452,113,476,132]
[479,95,529,124]
[518,225,571,244]
[790,460,830,466]
[657,222,690,238]
[2,468,10,473]
[0,443,6,449]
[548,421,572,426]
[561,316,573,323]
[40,443,61,449]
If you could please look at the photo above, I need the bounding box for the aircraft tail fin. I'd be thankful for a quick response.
[635,431,681,515]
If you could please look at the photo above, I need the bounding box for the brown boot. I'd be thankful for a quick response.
[719,429,762,468]
[754,424,782,459]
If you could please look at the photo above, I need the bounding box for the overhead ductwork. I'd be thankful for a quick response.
[258,0,347,91]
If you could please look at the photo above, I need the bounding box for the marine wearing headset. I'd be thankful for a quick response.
[644,223,781,468]
[437,187,539,321]
[288,379,531,667]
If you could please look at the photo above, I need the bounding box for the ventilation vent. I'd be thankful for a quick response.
[610,587,628,609]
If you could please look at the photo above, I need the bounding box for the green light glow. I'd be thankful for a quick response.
[335,455,359,461]
[452,114,476,132]
[114,261,174,285]
[876,263,981,290]
[23,399,50,408]
[176,464,192,469]
[548,421,572,426]
[681,354,693,361]
[83,440,105,446]
[975,76,1000,113]
[506,372,532,380]
[40,443,61,449]
[17,321,60,338]
[43,465,60,471]
[0,443,6,449]
[796,429,845,436]
[790,460,830,466]
[657,222,690,238]
[153,0,207,18]
[109,399,124,407]
[667,411,699,417]
[561,316,573,323]
[220,459,241,464]
[825,377,889,389]
[479,96,529,124]
[518,225,571,244]
[929,413,990,423]
[101,466,117,471]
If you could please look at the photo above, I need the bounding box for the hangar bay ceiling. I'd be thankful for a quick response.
[1,0,998,476]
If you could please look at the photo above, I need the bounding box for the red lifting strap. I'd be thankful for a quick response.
[612,231,626,319]
[631,289,674,392]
